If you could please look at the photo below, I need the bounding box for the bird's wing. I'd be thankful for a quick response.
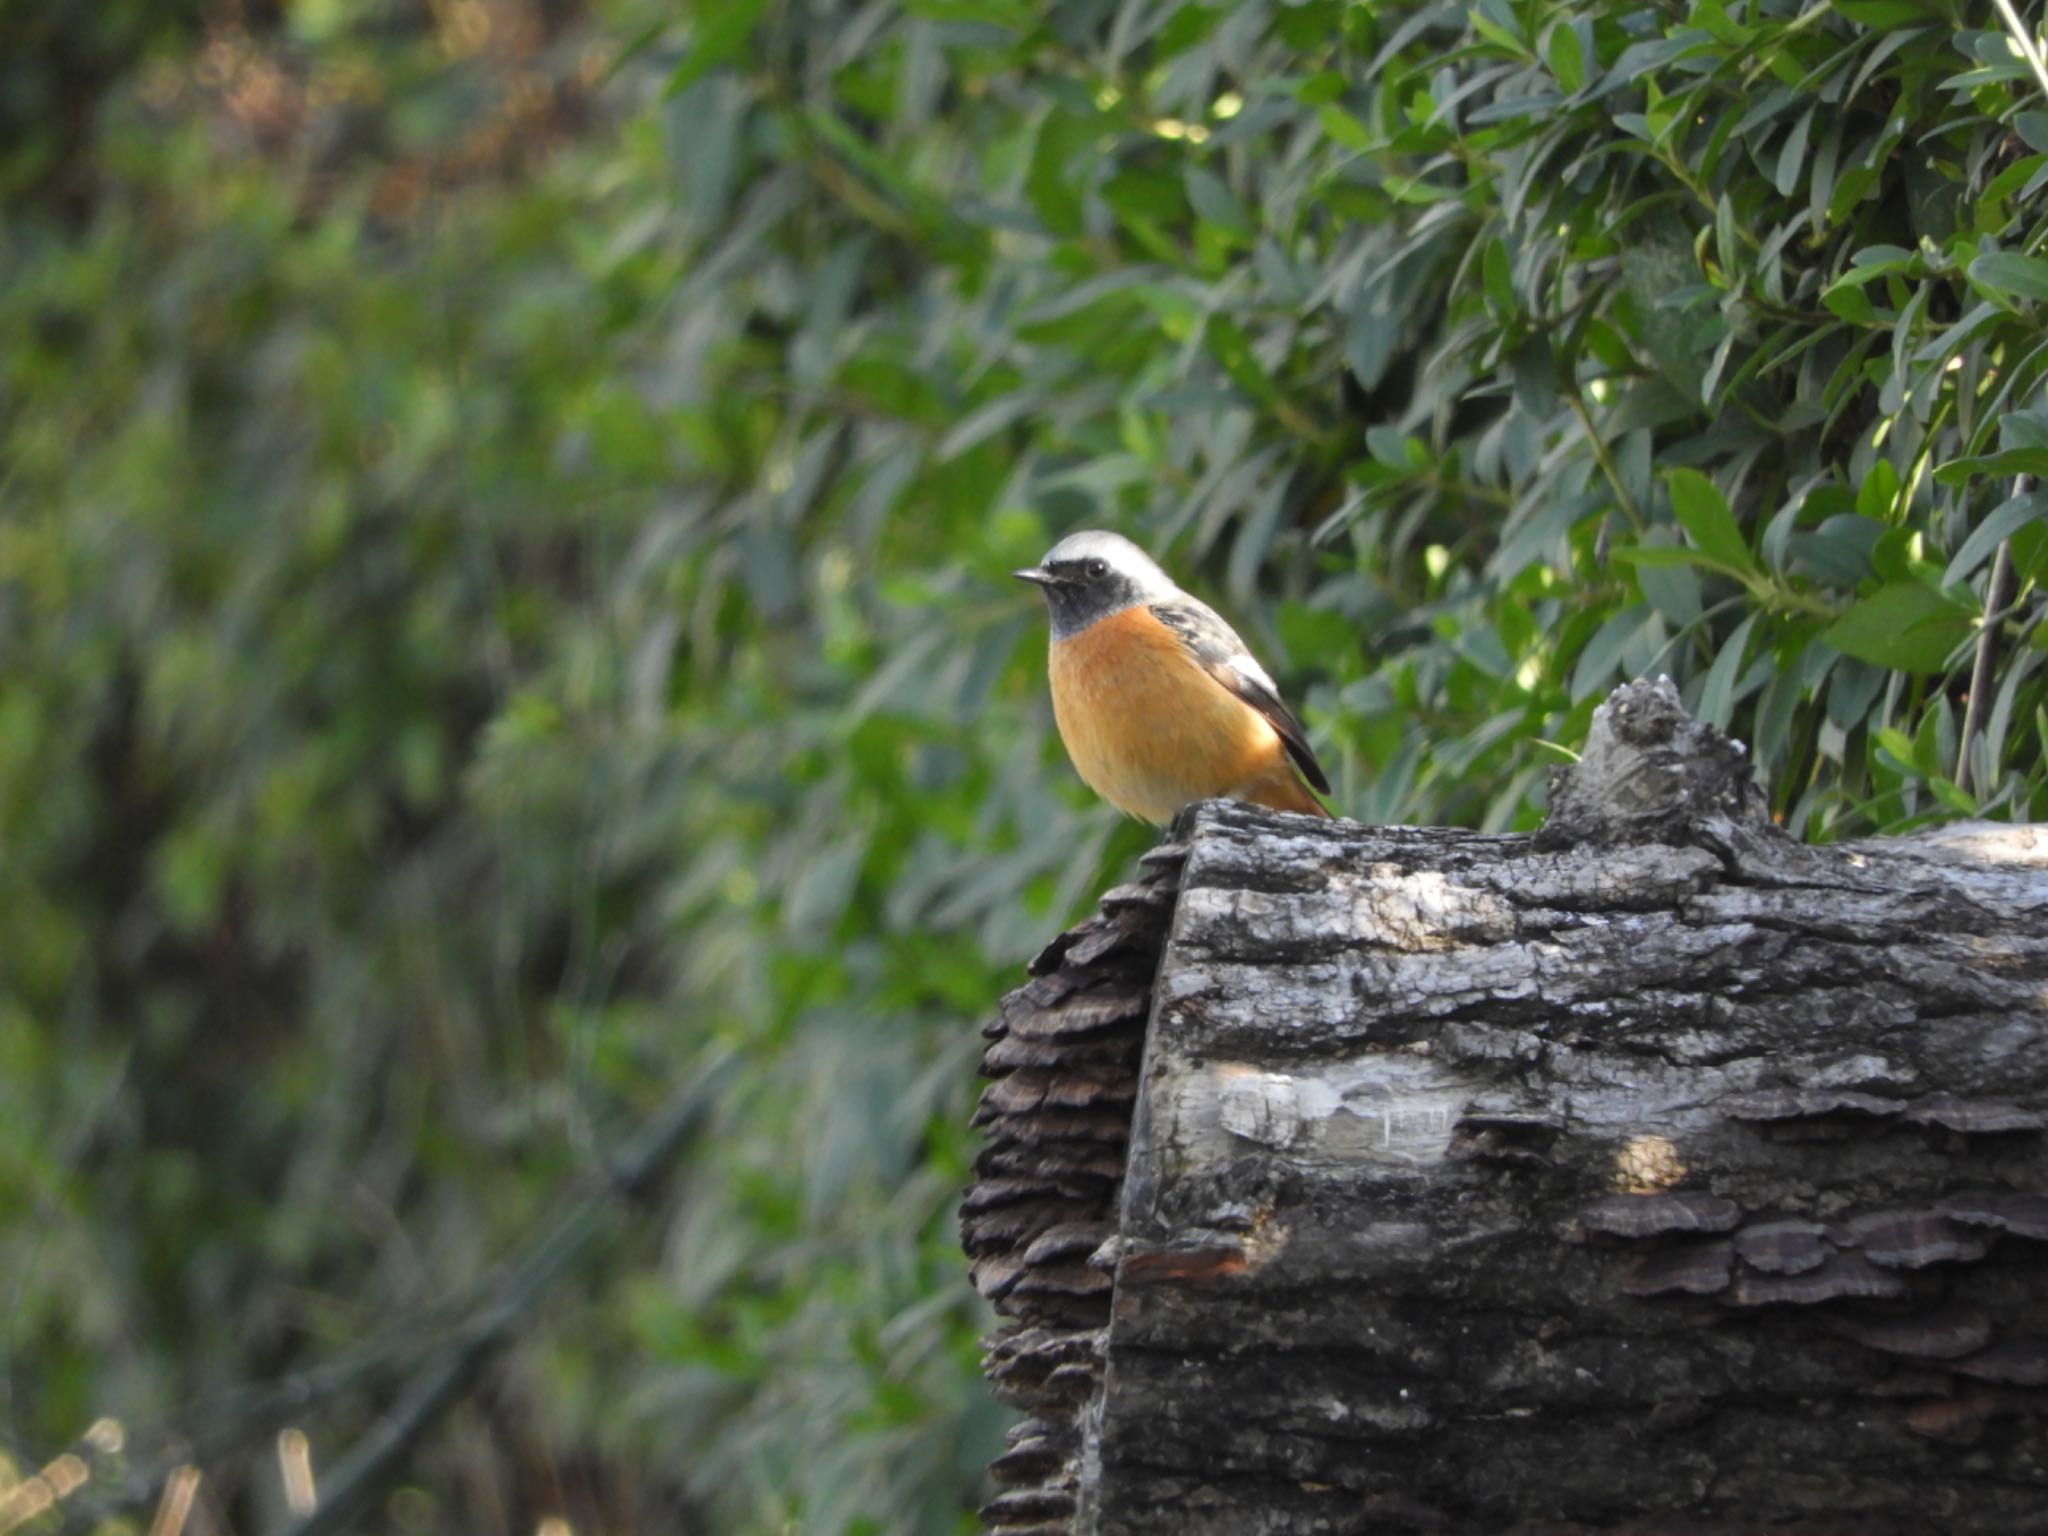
[1148,597,1331,795]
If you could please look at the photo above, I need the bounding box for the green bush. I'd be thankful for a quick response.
[0,0,2041,1532]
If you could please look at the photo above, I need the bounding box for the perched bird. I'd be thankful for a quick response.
[1015,529,1332,825]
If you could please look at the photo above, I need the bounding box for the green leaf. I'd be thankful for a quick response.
[1296,72,1346,106]
[1969,252,2048,304]
[1943,492,2046,585]
[1873,726,1919,773]
[1184,165,1254,237]
[1157,2,1224,52]
[1317,104,1375,150]
[1610,544,1747,576]
[2006,410,2048,450]
[1469,6,1527,56]
[1695,613,1756,729]
[1829,0,1933,28]
[1821,282,1880,326]
[1026,113,1093,235]
[1914,698,1952,779]
[1202,314,1280,408]
[1692,0,1753,45]
[1820,251,1912,325]
[1791,515,1884,587]
[1482,238,1515,316]
[1571,608,1654,700]
[1635,547,1703,626]
[1932,447,2048,487]
[665,0,773,94]
[1666,468,1755,573]
[1822,582,1975,674]
[1772,107,1814,198]
[1545,24,1585,92]
[1844,244,1916,275]
[1928,776,1978,813]
[1856,458,1899,521]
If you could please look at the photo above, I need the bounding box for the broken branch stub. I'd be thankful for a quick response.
[1535,674,1772,852]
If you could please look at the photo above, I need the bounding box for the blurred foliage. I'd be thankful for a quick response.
[1,0,2044,1532]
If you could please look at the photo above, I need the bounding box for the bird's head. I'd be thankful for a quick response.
[1014,529,1177,639]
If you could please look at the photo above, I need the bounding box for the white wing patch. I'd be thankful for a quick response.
[1229,651,1279,697]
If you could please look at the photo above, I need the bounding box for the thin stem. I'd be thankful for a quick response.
[1566,388,1644,532]
[1991,0,2048,102]
[1956,476,2027,794]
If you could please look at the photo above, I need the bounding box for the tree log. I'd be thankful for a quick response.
[967,679,2048,1535]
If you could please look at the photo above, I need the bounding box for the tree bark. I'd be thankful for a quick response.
[967,679,2048,1535]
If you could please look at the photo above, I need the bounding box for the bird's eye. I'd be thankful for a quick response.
[1086,558,1109,579]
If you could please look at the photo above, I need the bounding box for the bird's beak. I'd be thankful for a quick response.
[1013,566,1054,586]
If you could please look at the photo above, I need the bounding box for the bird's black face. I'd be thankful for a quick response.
[1013,530,1173,639]
[1014,554,1143,636]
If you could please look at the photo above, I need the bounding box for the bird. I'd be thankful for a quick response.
[1014,529,1332,825]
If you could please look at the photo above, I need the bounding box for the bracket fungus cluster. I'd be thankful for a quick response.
[1575,1136,2048,1445]
[962,844,1183,1533]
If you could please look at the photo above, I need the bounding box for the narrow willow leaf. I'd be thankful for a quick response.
[1185,165,1254,237]
[1830,0,1934,30]
[666,0,773,94]
[1667,468,1754,572]
[1823,582,1975,674]
[1942,492,2046,584]
[1545,23,1585,91]
[1970,252,2048,304]
[1694,613,1756,729]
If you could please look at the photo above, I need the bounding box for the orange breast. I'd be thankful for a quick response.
[1047,606,1314,824]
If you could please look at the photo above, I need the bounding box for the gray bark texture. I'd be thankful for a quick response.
[964,678,2048,1536]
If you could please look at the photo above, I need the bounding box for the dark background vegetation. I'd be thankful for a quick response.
[3,0,2044,1531]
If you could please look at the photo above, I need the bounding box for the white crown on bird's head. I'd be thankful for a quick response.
[1013,529,1179,638]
